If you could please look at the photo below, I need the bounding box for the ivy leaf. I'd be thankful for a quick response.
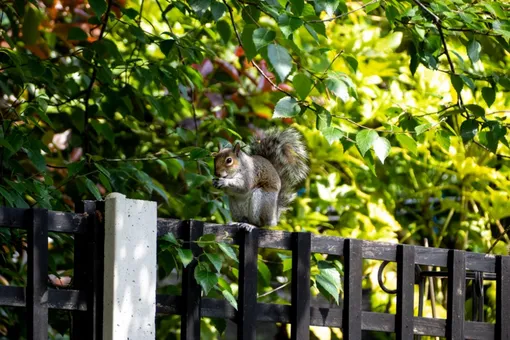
[460,119,479,142]
[205,252,223,272]
[321,127,344,145]
[241,25,257,60]
[85,178,102,200]
[356,129,378,156]
[293,73,312,99]
[316,261,340,304]
[252,28,275,51]
[278,14,303,38]
[218,242,238,262]
[481,87,495,108]
[373,137,391,164]
[222,289,238,310]
[396,134,417,156]
[273,96,301,118]
[194,265,218,295]
[176,248,194,268]
[89,0,107,17]
[216,20,231,44]
[467,39,481,64]
[267,44,292,82]
[343,54,358,73]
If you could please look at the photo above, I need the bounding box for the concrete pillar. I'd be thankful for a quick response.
[103,193,157,340]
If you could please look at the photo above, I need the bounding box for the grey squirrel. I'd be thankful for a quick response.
[212,128,309,227]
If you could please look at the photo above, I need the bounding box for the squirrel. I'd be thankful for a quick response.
[212,128,309,228]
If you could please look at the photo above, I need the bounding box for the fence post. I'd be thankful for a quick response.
[103,193,157,340]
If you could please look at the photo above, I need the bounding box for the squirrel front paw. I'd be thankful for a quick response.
[212,178,226,189]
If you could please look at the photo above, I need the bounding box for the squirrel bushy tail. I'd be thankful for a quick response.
[251,128,309,213]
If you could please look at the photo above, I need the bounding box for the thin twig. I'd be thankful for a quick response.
[473,141,510,159]
[308,0,379,23]
[83,0,114,157]
[258,281,291,298]
[222,0,294,98]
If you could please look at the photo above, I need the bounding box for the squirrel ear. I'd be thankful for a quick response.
[233,143,241,156]
[217,142,223,151]
[211,152,218,157]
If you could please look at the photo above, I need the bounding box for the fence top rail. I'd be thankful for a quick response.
[157,218,500,273]
[0,207,88,234]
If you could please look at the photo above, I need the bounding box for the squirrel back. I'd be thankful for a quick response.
[250,128,309,212]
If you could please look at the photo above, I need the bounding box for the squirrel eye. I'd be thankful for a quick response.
[226,157,233,165]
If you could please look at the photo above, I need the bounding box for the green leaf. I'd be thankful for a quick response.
[273,96,301,118]
[315,108,331,130]
[189,0,211,14]
[356,129,378,156]
[68,27,88,41]
[85,178,102,200]
[123,7,139,20]
[194,265,218,295]
[22,7,40,45]
[160,39,175,56]
[0,139,14,152]
[316,261,340,304]
[161,233,180,246]
[396,134,417,156]
[176,248,194,268]
[436,130,451,150]
[89,0,107,17]
[218,242,238,262]
[211,1,226,20]
[205,252,223,272]
[321,127,344,145]
[253,28,276,51]
[315,0,339,16]
[460,119,479,142]
[278,14,303,38]
[325,76,349,102]
[94,163,111,179]
[373,136,391,164]
[467,39,481,64]
[267,44,292,82]
[258,259,271,285]
[343,54,358,73]
[414,123,432,135]
[481,87,495,108]
[91,120,115,144]
[241,25,257,60]
[460,75,476,92]
[290,0,304,14]
[480,121,506,153]
[465,104,485,118]
[293,73,312,99]
[451,75,463,95]
[282,258,292,272]
[216,20,231,44]
[222,289,238,310]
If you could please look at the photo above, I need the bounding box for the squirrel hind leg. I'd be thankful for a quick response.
[255,190,279,227]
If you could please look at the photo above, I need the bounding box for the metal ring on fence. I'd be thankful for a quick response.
[377,261,398,294]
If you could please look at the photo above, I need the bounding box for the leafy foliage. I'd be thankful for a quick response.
[1,0,509,338]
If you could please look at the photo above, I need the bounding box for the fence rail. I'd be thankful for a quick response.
[2,198,510,339]
[156,218,510,340]
[0,203,104,340]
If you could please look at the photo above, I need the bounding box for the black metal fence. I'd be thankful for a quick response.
[0,202,104,340]
[156,219,510,340]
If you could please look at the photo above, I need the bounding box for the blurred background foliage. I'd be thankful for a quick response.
[0,0,509,338]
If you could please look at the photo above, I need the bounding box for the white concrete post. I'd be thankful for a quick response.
[103,193,157,340]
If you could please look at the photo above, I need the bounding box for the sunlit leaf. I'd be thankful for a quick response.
[267,44,292,82]
[373,136,391,164]
[356,130,378,156]
[273,96,301,118]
